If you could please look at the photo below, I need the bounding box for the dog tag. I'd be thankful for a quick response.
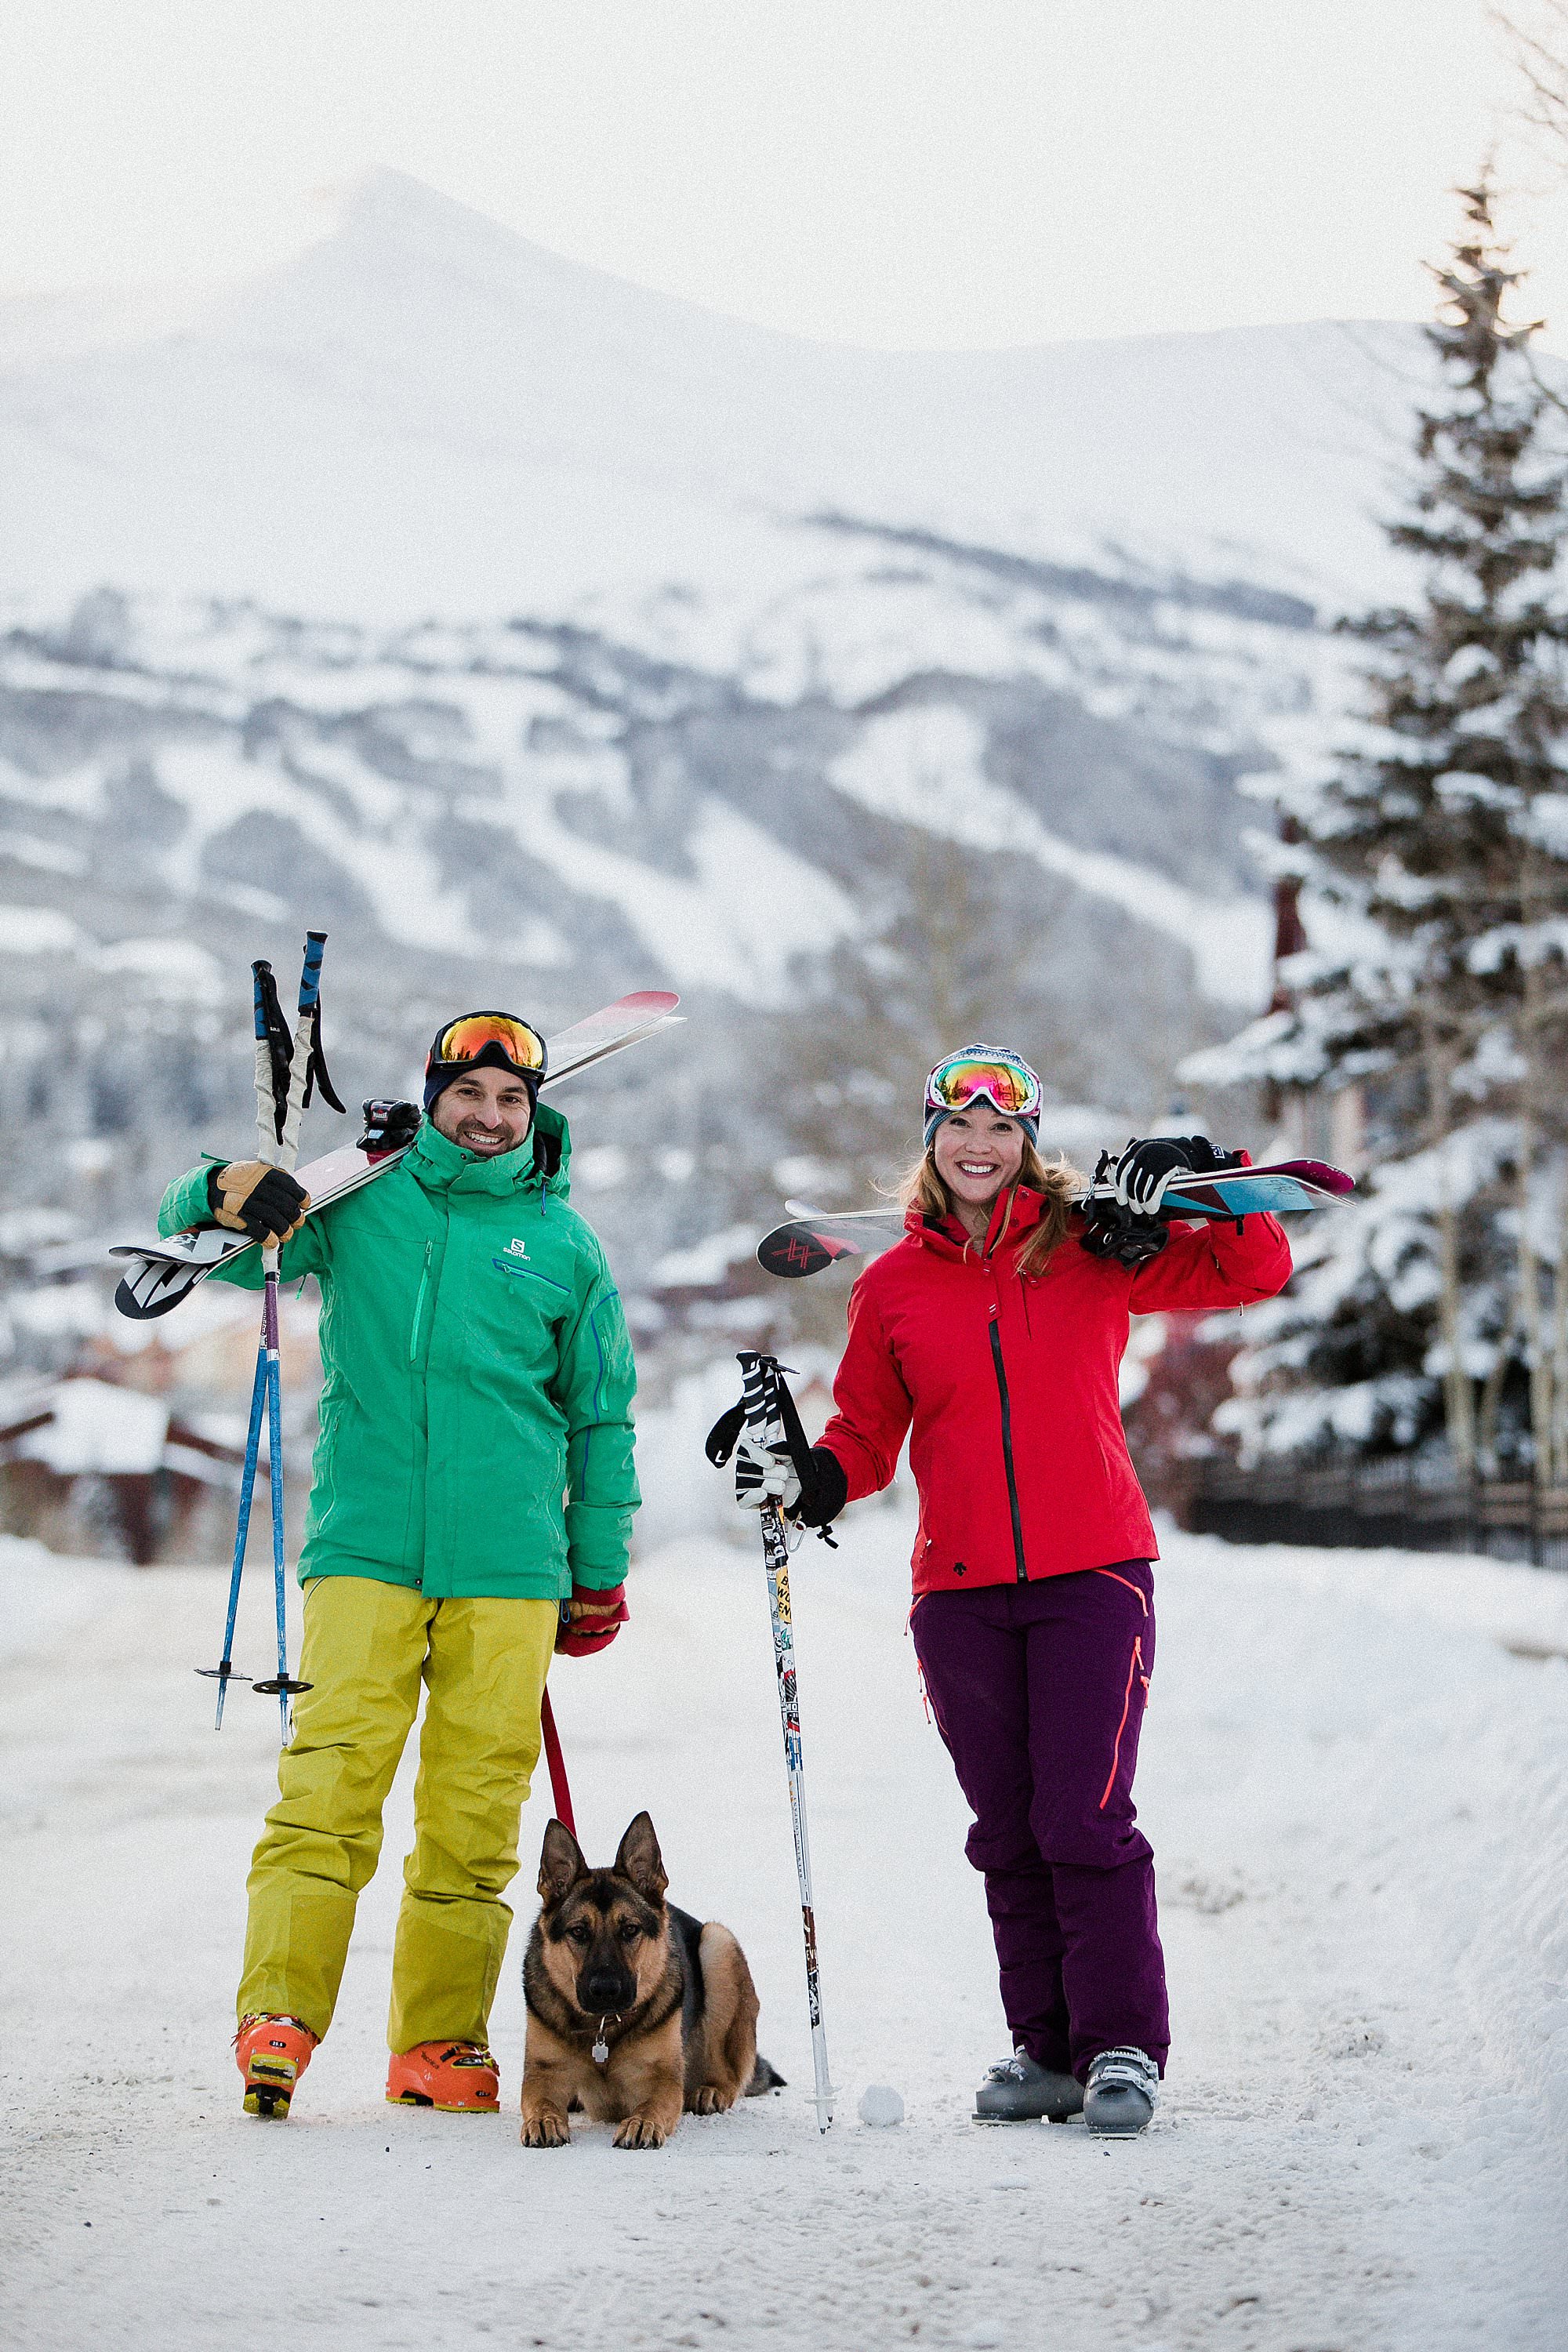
[592,2033,609,2066]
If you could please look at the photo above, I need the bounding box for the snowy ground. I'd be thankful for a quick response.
[2,1511,1567,2352]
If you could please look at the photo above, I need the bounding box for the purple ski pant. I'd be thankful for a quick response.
[911,1563,1169,2082]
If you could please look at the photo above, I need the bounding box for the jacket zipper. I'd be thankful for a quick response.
[988,1316,1028,1583]
[408,1239,434,1363]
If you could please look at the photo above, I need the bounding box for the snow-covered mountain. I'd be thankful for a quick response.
[1,170,1417,616]
[0,171,1438,1284]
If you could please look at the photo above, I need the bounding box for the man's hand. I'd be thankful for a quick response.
[207,1161,311,1243]
[555,1583,629,1657]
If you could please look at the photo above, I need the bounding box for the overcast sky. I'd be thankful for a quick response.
[1,0,1564,350]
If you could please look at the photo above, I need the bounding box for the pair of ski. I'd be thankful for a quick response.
[755,1157,1355,1279]
[111,989,684,1319]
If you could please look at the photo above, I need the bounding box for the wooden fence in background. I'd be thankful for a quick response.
[1188,1457,1568,1572]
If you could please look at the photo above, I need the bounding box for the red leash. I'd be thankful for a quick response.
[539,1686,575,1836]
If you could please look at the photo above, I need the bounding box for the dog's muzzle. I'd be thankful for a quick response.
[582,1968,636,2013]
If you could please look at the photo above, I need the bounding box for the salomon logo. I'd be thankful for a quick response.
[505,1238,529,1259]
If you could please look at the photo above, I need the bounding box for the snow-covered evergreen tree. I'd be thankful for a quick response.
[1186,182,1568,1474]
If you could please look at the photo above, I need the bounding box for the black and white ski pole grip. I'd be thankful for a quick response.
[736,1348,836,2133]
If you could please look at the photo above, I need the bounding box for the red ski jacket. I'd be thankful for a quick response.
[818,1185,1290,1596]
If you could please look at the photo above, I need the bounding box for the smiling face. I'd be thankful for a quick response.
[430,1064,535,1157]
[931,1105,1027,1223]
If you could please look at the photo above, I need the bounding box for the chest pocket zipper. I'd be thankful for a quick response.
[492,1257,572,1298]
[408,1240,434,1363]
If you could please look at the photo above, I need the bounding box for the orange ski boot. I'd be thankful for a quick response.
[386,2040,500,2113]
[235,2013,318,2119]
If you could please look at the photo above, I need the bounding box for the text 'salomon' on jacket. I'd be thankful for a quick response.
[818,1181,1291,1596]
[157,1106,637,1602]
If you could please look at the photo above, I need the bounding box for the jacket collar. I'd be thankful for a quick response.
[908,1184,1048,1264]
[407,1102,572,1199]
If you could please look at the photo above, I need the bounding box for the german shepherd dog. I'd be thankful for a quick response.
[521,1813,783,2149]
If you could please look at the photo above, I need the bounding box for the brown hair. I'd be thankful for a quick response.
[892,1137,1085,1279]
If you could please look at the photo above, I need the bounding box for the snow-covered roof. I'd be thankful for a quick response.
[649,1225,757,1290]
[16,1378,169,1475]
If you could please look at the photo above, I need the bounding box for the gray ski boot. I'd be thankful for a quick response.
[1083,2046,1159,2136]
[974,2049,1084,2124]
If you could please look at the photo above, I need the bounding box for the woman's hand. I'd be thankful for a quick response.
[787,1447,849,1530]
[1111,1134,1242,1214]
[735,1437,848,1531]
[734,1433,800,1511]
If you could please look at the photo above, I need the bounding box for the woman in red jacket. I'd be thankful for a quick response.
[775,1047,1290,2136]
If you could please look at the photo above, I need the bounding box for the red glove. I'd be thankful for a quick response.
[554,1582,629,1657]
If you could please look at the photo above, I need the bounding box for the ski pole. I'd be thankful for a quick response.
[198,1348,266,1726]
[249,935,325,1744]
[198,958,278,1721]
[248,1269,297,1746]
[735,1348,836,2133]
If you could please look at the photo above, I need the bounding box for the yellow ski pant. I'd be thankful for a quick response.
[237,1576,558,2050]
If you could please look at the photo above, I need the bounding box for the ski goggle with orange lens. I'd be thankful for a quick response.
[427,1012,548,1083]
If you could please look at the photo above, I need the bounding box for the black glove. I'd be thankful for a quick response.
[786,1446,849,1530]
[206,1161,310,1243]
[359,1098,422,1157]
[1079,1202,1171,1268]
[1111,1134,1243,1213]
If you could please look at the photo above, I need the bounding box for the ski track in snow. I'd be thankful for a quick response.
[2,1518,1566,2351]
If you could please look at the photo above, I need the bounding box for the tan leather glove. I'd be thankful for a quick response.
[207,1161,311,1243]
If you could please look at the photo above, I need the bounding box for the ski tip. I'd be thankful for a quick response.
[782,1199,887,1221]
[757,1221,862,1279]
[114,1269,191,1320]
[612,989,681,1018]
[1275,1159,1356,1195]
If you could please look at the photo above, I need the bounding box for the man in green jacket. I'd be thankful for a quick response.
[160,1011,637,2120]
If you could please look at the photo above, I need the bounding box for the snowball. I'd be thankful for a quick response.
[858,2084,905,2128]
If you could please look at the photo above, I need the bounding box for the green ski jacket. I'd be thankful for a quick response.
[158,1106,637,1602]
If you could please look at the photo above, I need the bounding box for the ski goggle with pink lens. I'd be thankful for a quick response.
[924,1047,1044,1123]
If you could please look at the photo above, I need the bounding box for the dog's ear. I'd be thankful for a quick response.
[614,1811,668,1904]
[538,1817,586,1905]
